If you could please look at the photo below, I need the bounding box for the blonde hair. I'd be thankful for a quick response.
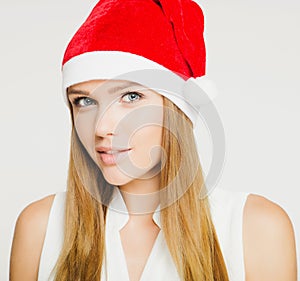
[52,96,229,280]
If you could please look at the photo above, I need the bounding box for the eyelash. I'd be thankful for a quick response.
[121,91,144,103]
[72,96,95,107]
[71,91,144,108]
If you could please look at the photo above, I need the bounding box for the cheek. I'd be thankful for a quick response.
[129,125,163,168]
[130,124,162,147]
[74,113,96,158]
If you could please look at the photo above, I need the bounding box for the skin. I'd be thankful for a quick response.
[10,80,297,281]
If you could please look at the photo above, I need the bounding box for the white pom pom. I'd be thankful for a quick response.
[183,76,218,108]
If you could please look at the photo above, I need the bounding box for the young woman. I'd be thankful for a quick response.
[10,0,297,280]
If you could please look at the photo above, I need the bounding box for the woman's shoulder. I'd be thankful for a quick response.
[207,188,297,280]
[243,193,293,228]
[12,193,57,248]
[10,192,63,280]
[17,193,57,222]
[13,193,60,238]
[243,194,297,280]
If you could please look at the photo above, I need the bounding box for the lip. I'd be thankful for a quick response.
[96,146,132,165]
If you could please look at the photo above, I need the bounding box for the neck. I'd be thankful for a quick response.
[118,172,161,217]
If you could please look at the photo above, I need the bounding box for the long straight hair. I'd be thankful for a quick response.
[52,96,229,281]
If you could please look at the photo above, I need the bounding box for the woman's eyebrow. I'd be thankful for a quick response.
[67,82,141,96]
[67,89,90,96]
[107,82,140,94]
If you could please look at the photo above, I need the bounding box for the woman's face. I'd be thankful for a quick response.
[67,80,164,186]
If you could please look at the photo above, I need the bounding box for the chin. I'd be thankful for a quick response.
[101,169,134,186]
[103,164,161,186]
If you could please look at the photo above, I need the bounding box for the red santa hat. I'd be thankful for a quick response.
[62,0,217,125]
[61,0,224,196]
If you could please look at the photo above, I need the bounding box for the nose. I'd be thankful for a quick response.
[95,104,117,137]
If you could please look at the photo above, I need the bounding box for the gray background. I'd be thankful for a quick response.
[0,0,299,279]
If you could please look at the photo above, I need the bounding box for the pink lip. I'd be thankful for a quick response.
[96,146,131,153]
[96,147,132,166]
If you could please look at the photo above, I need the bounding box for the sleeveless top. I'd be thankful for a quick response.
[37,187,250,281]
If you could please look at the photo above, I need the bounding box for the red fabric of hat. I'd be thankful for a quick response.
[62,0,206,79]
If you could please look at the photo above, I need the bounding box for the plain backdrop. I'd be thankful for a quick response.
[1,0,299,279]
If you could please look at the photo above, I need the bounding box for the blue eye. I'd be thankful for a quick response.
[72,96,96,107]
[121,92,143,103]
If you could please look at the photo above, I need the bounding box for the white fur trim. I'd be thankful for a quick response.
[62,51,169,89]
[183,76,218,108]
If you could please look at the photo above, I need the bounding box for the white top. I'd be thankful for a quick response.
[37,187,250,281]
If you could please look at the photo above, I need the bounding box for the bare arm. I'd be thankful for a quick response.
[9,195,55,281]
[243,194,297,281]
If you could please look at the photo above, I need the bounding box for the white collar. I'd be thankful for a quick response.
[106,186,161,230]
